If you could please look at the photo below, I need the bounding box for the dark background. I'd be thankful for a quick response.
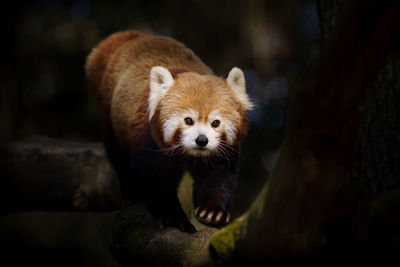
[0,0,321,266]
[0,0,320,212]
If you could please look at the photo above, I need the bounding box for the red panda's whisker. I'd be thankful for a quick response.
[216,147,229,160]
[218,141,250,160]
[167,142,184,156]
[215,144,234,159]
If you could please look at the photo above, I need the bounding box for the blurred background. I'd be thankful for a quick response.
[0,0,321,265]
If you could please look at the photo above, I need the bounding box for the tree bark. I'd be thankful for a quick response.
[0,137,123,213]
[319,0,400,198]
[109,205,217,266]
[0,137,217,265]
[210,0,400,262]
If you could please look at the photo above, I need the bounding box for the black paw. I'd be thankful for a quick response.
[194,206,231,227]
[155,215,197,234]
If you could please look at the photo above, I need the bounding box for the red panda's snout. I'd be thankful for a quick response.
[148,66,253,157]
[180,114,223,156]
[161,109,231,157]
[195,135,208,147]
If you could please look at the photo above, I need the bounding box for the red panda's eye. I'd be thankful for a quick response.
[211,120,220,128]
[184,117,194,126]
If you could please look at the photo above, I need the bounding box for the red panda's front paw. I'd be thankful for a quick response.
[194,206,231,227]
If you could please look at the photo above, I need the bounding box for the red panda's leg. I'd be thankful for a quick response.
[144,183,196,233]
[188,156,238,227]
[100,116,135,201]
[127,147,196,233]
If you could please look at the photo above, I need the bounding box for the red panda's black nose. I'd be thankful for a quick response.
[195,135,208,147]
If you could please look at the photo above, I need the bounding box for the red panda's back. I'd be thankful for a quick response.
[86,31,213,150]
[85,31,144,113]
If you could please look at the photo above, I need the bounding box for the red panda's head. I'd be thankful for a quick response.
[148,66,253,157]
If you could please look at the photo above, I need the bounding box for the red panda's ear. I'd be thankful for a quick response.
[226,67,253,111]
[148,66,174,120]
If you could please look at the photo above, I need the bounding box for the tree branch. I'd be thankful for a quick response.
[109,205,217,266]
[0,137,218,265]
[0,137,123,213]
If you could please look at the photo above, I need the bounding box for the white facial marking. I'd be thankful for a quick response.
[208,110,220,122]
[179,109,223,156]
[182,121,220,156]
[163,108,237,156]
[163,116,180,144]
[163,109,198,144]
[209,110,236,145]
[224,120,236,145]
[184,109,199,122]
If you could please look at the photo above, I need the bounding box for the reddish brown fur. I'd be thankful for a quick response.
[86,31,143,109]
[86,31,213,150]
[86,30,248,153]
[153,72,248,149]
[86,31,251,231]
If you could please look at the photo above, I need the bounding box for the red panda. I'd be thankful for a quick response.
[85,31,252,233]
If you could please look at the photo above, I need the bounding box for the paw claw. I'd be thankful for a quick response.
[199,208,207,218]
[215,211,223,222]
[226,213,231,223]
[194,206,230,227]
[194,206,200,216]
[206,210,214,223]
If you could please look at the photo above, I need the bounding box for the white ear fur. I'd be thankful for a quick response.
[226,67,253,111]
[148,66,174,120]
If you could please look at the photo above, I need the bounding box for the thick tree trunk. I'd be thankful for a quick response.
[210,0,400,262]
[319,0,400,198]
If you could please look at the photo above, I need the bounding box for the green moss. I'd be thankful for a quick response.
[209,215,247,260]
[178,173,194,219]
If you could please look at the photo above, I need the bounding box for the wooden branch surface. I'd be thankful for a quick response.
[110,205,217,266]
[0,137,218,266]
[0,137,123,213]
